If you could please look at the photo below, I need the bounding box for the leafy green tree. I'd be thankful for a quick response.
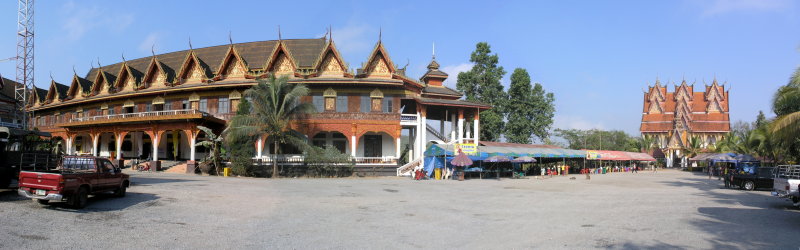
[227,97,256,176]
[554,128,637,151]
[226,75,315,178]
[456,42,507,142]
[505,68,534,144]
[505,68,556,144]
[530,82,556,141]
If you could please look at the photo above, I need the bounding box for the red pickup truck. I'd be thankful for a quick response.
[17,156,130,208]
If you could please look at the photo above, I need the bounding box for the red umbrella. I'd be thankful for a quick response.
[450,149,473,167]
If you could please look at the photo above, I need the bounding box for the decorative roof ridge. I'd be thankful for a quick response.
[261,40,298,76]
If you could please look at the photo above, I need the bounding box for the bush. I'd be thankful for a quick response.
[303,145,353,177]
[227,136,257,177]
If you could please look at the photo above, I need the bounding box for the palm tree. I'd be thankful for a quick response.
[715,132,740,153]
[772,66,800,139]
[749,122,778,162]
[226,75,315,178]
[638,135,656,154]
[682,136,703,164]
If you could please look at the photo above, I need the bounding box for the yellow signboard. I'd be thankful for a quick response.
[455,143,478,155]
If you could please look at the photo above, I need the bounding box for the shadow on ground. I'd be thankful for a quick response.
[660,176,800,249]
[128,175,198,186]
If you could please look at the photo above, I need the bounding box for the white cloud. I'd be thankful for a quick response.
[61,1,135,41]
[138,33,161,54]
[440,63,473,89]
[701,0,790,17]
[553,115,606,130]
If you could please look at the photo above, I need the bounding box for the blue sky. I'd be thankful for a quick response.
[0,0,798,136]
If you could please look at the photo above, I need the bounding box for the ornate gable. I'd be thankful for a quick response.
[91,70,114,96]
[648,99,663,113]
[668,130,685,148]
[361,41,395,78]
[648,83,665,102]
[115,63,139,93]
[45,80,60,104]
[646,83,665,114]
[313,41,348,78]
[66,75,87,101]
[263,42,296,78]
[705,79,725,113]
[143,57,171,89]
[216,46,248,80]
[674,81,693,101]
[178,51,209,84]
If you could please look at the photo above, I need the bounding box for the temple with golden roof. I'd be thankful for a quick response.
[26,35,490,174]
[640,78,730,167]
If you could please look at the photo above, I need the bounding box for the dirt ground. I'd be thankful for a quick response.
[1,169,798,249]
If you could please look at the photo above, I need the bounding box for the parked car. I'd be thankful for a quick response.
[17,156,129,208]
[730,166,774,191]
[772,165,800,208]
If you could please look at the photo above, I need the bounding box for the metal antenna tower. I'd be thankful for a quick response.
[15,0,34,129]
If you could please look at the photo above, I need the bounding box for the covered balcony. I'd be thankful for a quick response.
[59,109,224,127]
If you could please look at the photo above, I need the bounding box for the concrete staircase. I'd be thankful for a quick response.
[426,124,449,143]
[396,157,423,176]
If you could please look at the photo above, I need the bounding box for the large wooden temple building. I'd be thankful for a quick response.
[640,78,731,167]
[26,36,490,173]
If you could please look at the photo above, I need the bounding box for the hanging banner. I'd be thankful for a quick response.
[455,143,478,155]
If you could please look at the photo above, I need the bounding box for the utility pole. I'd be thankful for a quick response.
[15,0,34,129]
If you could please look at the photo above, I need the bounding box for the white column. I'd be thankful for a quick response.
[415,111,422,159]
[256,137,263,158]
[396,137,401,158]
[152,134,159,161]
[474,118,480,144]
[421,114,427,154]
[450,114,457,136]
[116,135,123,160]
[439,119,445,139]
[190,134,196,161]
[66,138,73,155]
[350,135,357,157]
[457,118,464,141]
[92,135,99,156]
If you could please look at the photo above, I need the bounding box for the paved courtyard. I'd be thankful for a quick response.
[1,169,798,249]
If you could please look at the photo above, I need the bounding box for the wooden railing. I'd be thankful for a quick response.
[252,155,398,165]
[0,121,22,128]
[298,112,401,121]
[69,109,207,123]
[400,114,418,122]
